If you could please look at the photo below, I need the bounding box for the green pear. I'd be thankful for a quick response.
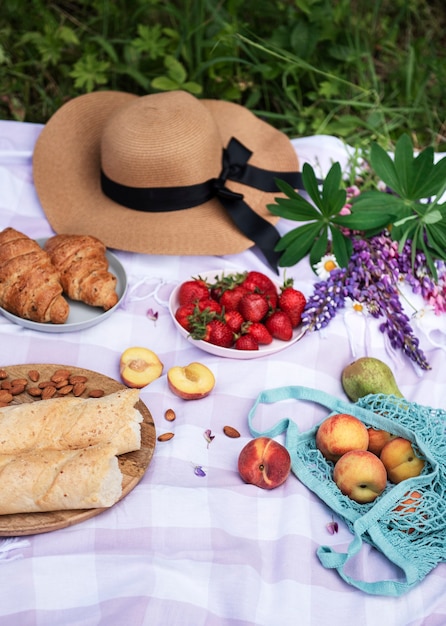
[341,356,403,402]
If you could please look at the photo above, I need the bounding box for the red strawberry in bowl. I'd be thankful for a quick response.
[235,334,259,350]
[278,279,306,328]
[242,271,278,297]
[243,321,273,345]
[238,292,270,323]
[178,278,209,305]
[265,310,293,341]
[219,285,250,311]
[191,318,235,348]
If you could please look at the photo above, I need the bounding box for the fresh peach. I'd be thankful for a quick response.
[167,362,215,400]
[315,413,369,463]
[333,449,388,503]
[238,436,291,490]
[120,347,163,388]
[367,428,397,456]
[380,437,425,483]
[394,491,423,534]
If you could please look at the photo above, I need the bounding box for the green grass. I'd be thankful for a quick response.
[1,0,445,151]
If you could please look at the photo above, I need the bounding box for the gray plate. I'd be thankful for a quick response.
[0,240,127,333]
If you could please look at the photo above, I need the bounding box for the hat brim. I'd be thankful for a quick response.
[33,91,299,256]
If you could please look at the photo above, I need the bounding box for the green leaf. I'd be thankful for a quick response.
[416,156,446,199]
[309,230,329,267]
[425,224,446,259]
[330,227,352,268]
[407,147,435,199]
[321,162,344,215]
[182,81,203,95]
[369,142,404,196]
[418,235,438,282]
[267,197,320,221]
[393,134,414,197]
[276,223,323,267]
[350,190,408,215]
[274,178,300,200]
[301,162,324,211]
[333,211,392,231]
[164,55,187,84]
[422,209,442,225]
[151,76,180,91]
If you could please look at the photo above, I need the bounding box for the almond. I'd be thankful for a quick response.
[72,382,86,397]
[0,390,13,404]
[157,432,175,442]
[10,384,26,396]
[1,381,11,391]
[38,380,56,389]
[28,369,40,382]
[57,384,74,395]
[0,369,7,380]
[54,379,69,389]
[41,385,57,400]
[51,369,71,384]
[27,387,42,397]
[164,408,176,422]
[88,389,105,398]
[223,425,241,438]
[69,375,88,384]
[11,378,27,387]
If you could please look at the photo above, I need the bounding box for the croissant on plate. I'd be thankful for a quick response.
[44,234,119,311]
[0,227,69,323]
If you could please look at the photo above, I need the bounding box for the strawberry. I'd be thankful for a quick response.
[278,279,306,327]
[243,321,273,345]
[191,318,234,348]
[204,319,234,347]
[174,303,198,331]
[223,309,244,333]
[178,279,209,305]
[265,310,293,341]
[219,285,249,311]
[238,292,269,323]
[242,271,277,298]
[235,334,259,351]
[196,298,222,315]
[209,272,246,301]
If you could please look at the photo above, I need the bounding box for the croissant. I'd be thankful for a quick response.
[44,234,119,311]
[0,227,69,323]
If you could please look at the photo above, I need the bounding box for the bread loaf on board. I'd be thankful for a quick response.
[0,445,123,514]
[0,388,142,455]
[44,234,119,310]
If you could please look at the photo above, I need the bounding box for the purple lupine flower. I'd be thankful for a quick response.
[301,268,347,331]
[303,233,431,369]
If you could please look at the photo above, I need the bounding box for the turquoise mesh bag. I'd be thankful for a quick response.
[247,386,446,596]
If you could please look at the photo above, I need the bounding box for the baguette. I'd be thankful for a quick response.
[0,388,142,455]
[0,445,123,514]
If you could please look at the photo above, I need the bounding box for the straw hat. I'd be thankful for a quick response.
[33,90,300,269]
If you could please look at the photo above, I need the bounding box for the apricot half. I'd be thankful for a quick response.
[167,362,215,400]
[120,347,163,388]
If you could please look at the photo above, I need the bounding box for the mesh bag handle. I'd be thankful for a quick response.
[247,385,444,596]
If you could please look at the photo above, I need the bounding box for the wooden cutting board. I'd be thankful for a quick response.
[0,363,156,536]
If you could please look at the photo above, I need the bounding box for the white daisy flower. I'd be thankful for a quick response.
[314,254,340,280]
[344,297,369,316]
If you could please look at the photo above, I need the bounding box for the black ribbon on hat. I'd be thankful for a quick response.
[101,137,304,272]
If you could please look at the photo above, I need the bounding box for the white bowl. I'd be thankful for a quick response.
[168,270,306,359]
